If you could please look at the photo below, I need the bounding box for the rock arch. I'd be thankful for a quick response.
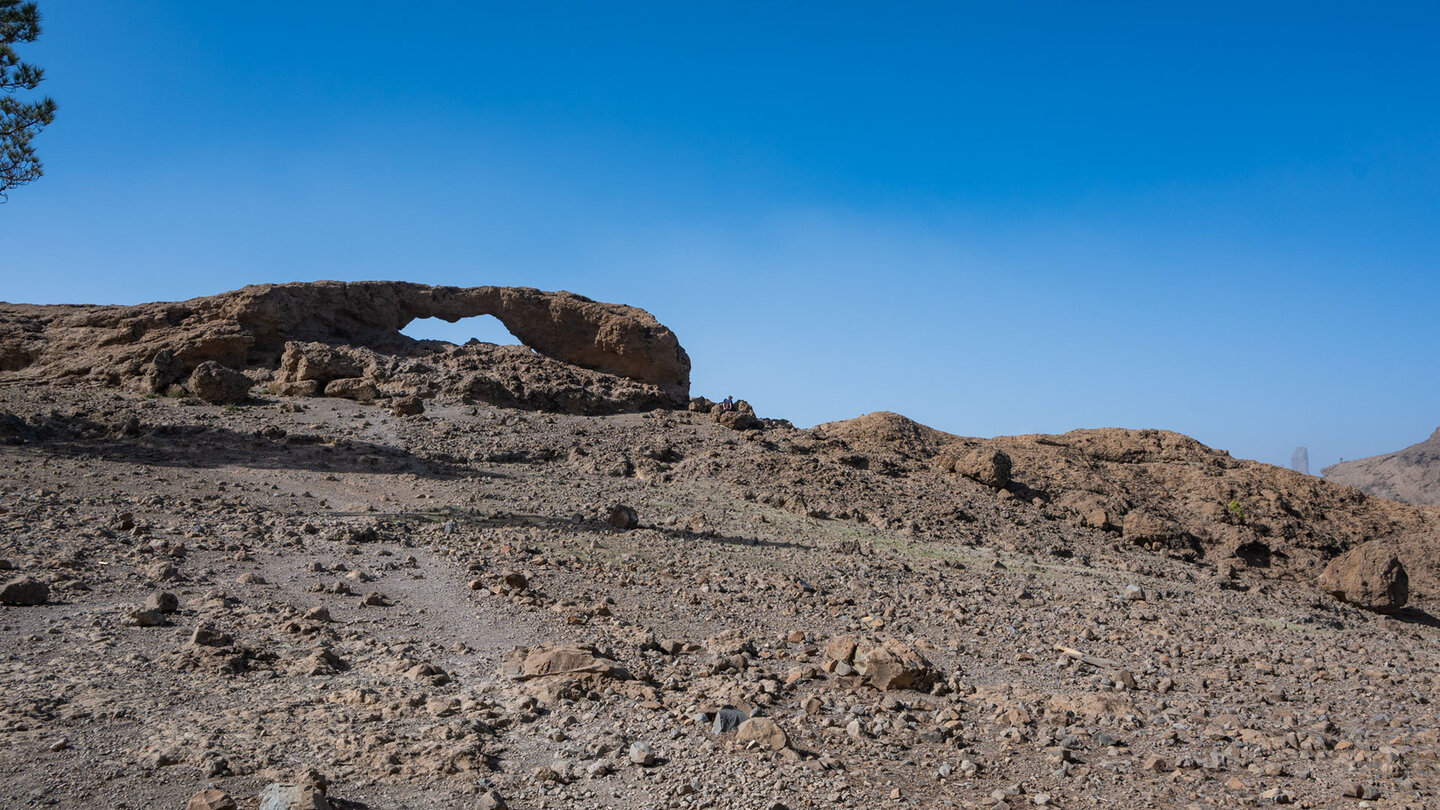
[0,281,692,402]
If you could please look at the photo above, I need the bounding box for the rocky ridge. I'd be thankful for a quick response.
[1324,427,1440,507]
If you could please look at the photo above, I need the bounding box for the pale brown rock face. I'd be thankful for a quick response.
[1317,540,1410,614]
[0,281,690,401]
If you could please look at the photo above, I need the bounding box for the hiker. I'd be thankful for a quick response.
[722,395,735,412]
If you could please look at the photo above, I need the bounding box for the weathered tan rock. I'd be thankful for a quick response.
[1122,510,1174,545]
[322,377,378,403]
[951,445,1012,488]
[499,644,630,681]
[259,782,330,810]
[853,638,937,691]
[188,361,252,404]
[186,789,237,810]
[1317,541,1409,613]
[824,635,858,664]
[736,717,789,750]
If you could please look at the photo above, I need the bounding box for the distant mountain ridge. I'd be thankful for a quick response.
[1324,427,1440,506]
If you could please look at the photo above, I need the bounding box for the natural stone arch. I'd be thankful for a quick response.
[0,281,692,401]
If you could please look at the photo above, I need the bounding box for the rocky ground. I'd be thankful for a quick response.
[3,381,1440,810]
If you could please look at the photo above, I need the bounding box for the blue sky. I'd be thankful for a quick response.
[3,2,1437,471]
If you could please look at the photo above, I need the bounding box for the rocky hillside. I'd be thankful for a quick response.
[1,284,1438,810]
[1324,427,1440,507]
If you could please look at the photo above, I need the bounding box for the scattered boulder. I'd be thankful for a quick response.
[853,637,938,691]
[140,348,183,395]
[736,717,788,750]
[951,446,1012,489]
[0,576,48,606]
[145,591,179,613]
[191,624,233,647]
[188,361,253,405]
[186,789,238,810]
[1122,511,1174,545]
[713,400,760,431]
[628,741,654,766]
[827,636,938,691]
[711,707,749,735]
[391,395,424,416]
[499,644,630,681]
[322,377,378,403]
[126,608,167,627]
[259,782,331,810]
[1317,541,1409,614]
[608,504,639,530]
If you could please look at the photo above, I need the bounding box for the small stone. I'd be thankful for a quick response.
[186,789,238,810]
[191,624,232,647]
[477,789,507,810]
[304,606,333,622]
[236,572,267,585]
[360,592,391,607]
[629,741,654,766]
[127,608,167,627]
[711,707,749,734]
[258,782,330,810]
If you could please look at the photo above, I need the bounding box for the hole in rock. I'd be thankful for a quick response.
[401,315,526,348]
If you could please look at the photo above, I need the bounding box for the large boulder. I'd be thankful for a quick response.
[187,361,252,404]
[826,635,938,691]
[1317,541,1409,614]
[712,400,760,431]
[735,717,789,750]
[937,446,1012,488]
[853,637,938,691]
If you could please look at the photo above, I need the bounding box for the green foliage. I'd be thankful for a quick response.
[1226,499,1245,522]
[1,0,55,200]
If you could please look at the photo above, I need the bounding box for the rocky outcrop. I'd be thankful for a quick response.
[1323,427,1440,507]
[813,416,1440,598]
[0,281,691,406]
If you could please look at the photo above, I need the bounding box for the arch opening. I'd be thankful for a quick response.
[401,314,526,348]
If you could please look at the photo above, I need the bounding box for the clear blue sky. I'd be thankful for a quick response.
[3,2,1437,472]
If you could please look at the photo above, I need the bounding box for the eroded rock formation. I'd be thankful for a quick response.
[0,281,691,412]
